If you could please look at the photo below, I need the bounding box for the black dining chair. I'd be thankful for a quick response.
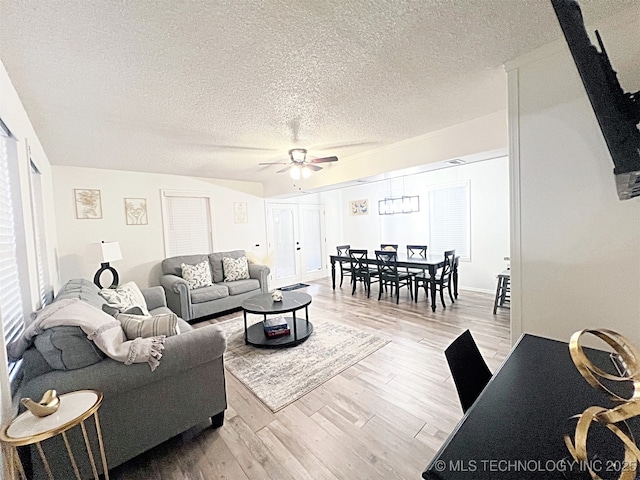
[406,244,428,277]
[445,329,492,413]
[415,249,455,307]
[349,249,379,298]
[380,243,398,251]
[336,245,352,288]
[375,250,413,304]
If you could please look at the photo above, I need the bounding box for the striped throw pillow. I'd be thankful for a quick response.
[117,312,180,340]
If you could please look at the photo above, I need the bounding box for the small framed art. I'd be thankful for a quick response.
[125,198,148,225]
[74,189,102,219]
[350,199,368,216]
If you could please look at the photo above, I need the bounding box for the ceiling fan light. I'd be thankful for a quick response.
[301,166,312,178]
[290,165,301,180]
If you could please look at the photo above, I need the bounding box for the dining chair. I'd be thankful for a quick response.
[380,244,398,251]
[445,329,492,413]
[336,245,352,288]
[414,249,456,307]
[406,244,428,278]
[374,250,413,304]
[349,249,379,298]
[492,269,510,314]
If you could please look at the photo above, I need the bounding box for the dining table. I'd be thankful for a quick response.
[423,333,637,479]
[329,253,459,312]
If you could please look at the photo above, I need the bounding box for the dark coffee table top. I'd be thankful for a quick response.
[242,291,312,315]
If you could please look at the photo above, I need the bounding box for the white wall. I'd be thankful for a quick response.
[330,156,510,292]
[507,7,640,345]
[52,166,268,288]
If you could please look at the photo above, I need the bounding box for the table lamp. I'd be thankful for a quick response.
[93,241,122,289]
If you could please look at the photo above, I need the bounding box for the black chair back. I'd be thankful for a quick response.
[375,250,399,280]
[348,249,369,272]
[337,245,350,256]
[440,249,456,280]
[445,330,492,413]
[407,245,427,258]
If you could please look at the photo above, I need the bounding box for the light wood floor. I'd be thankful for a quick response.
[111,277,510,480]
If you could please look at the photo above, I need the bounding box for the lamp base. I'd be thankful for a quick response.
[94,263,119,289]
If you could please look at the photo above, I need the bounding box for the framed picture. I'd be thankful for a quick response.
[74,189,102,219]
[350,199,368,216]
[125,198,148,225]
[234,202,248,224]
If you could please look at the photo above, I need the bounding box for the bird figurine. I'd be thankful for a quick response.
[21,389,60,417]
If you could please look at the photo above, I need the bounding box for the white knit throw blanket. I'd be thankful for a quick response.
[7,298,165,371]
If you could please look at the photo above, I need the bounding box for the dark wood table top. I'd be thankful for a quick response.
[423,334,635,480]
[241,291,311,315]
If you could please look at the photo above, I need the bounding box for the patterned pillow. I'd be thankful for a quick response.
[99,281,150,315]
[181,261,213,289]
[222,256,250,282]
[117,312,180,340]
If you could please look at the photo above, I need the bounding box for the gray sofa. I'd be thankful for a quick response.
[10,278,227,479]
[160,249,270,321]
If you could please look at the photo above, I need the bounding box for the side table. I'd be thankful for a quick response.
[0,389,109,480]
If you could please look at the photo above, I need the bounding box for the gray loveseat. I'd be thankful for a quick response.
[160,249,270,321]
[10,278,227,479]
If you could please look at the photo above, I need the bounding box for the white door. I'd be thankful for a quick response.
[266,203,326,289]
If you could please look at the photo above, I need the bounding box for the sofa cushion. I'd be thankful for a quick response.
[181,260,214,289]
[190,284,229,304]
[222,256,250,281]
[162,254,209,276]
[117,312,180,340]
[225,279,261,296]
[209,250,246,283]
[99,281,150,315]
[34,326,106,370]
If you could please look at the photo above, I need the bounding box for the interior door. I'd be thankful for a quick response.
[266,203,326,289]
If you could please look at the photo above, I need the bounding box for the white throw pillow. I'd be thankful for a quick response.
[181,261,214,289]
[222,256,250,282]
[99,281,150,316]
[117,312,180,340]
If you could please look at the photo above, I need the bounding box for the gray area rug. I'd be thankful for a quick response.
[216,317,391,412]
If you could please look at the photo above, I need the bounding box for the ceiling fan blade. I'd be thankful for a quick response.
[258,161,288,165]
[310,156,338,164]
[307,164,323,172]
[276,166,291,173]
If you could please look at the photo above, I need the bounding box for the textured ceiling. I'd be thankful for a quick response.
[0,0,636,190]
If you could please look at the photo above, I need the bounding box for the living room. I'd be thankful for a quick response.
[1,1,639,479]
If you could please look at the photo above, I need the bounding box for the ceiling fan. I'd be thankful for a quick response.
[259,148,338,179]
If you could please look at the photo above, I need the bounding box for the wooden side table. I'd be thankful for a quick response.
[0,389,109,480]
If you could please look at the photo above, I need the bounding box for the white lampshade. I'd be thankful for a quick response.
[98,241,122,263]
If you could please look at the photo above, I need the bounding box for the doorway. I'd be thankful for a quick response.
[266,203,327,289]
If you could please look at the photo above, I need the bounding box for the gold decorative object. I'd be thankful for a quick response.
[21,389,60,417]
[566,329,640,480]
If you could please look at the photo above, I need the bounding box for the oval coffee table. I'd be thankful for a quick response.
[241,291,313,348]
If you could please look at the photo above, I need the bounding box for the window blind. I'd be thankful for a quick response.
[164,195,213,257]
[30,160,51,307]
[428,182,470,260]
[0,123,25,377]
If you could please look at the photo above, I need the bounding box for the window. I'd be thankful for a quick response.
[161,191,213,257]
[428,181,470,260]
[0,121,25,378]
[30,159,51,307]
